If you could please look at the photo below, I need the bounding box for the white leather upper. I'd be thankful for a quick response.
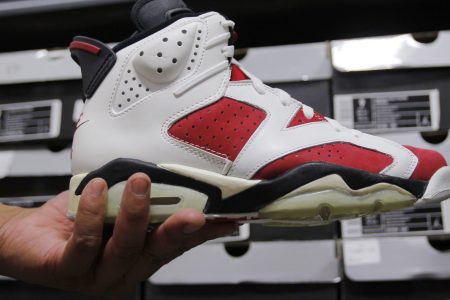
[224,82,418,179]
[72,12,419,180]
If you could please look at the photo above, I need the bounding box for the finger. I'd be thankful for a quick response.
[130,209,206,279]
[129,210,238,280]
[146,209,206,258]
[95,173,151,285]
[61,178,107,274]
[44,191,71,215]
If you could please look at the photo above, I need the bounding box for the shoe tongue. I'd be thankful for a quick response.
[131,0,193,32]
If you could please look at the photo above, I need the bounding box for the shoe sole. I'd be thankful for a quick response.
[68,159,450,226]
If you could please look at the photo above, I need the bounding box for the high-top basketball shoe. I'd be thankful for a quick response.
[68,0,450,225]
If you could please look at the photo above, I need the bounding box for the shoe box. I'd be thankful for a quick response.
[151,237,340,284]
[332,31,450,132]
[0,47,81,223]
[331,31,450,293]
[0,48,83,151]
[239,42,333,117]
[149,43,339,300]
[150,235,339,299]
[341,201,450,281]
[0,148,71,202]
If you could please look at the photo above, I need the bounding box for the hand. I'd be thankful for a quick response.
[0,173,237,299]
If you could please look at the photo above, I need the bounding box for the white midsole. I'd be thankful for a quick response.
[67,164,423,224]
[259,174,415,220]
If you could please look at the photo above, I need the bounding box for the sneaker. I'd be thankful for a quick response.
[68,0,450,225]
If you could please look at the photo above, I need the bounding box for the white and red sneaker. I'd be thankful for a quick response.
[68,0,450,225]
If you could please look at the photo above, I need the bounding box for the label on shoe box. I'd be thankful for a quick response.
[341,202,449,238]
[334,89,440,133]
[0,99,61,142]
[343,238,381,266]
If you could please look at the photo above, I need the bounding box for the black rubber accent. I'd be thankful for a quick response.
[131,0,192,32]
[75,159,428,215]
[70,36,117,99]
[113,13,197,53]
[113,0,196,53]
[74,158,222,213]
[216,163,428,214]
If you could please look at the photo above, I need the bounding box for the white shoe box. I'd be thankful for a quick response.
[332,31,450,131]
[151,240,340,285]
[0,148,71,179]
[341,131,450,281]
[239,42,333,117]
[0,148,71,206]
[342,235,450,281]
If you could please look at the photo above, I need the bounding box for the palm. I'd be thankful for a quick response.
[2,192,82,286]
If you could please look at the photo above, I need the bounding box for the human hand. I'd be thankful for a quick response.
[0,173,237,299]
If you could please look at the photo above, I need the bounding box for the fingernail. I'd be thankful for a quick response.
[89,179,105,197]
[131,178,150,197]
[183,223,203,234]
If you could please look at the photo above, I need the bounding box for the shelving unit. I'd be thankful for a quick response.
[1,0,450,52]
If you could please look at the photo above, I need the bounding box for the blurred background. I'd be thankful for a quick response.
[1,0,450,299]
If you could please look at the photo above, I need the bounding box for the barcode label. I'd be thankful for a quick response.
[342,202,449,238]
[334,90,440,133]
[0,99,61,142]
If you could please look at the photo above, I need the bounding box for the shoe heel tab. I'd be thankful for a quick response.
[70,36,117,100]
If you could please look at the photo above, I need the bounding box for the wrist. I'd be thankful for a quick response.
[0,204,26,275]
[0,204,23,231]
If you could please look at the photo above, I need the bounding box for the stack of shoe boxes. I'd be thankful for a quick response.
[0,48,78,283]
[332,31,450,298]
[0,48,83,150]
[0,47,111,299]
[0,48,81,206]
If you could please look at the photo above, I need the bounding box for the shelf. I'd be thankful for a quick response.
[1,0,450,52]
